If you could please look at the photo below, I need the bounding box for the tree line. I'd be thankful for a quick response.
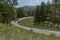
[34,0,60,28]
[17,8,35,18]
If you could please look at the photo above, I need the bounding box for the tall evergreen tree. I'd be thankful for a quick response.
[40,2,46,22]
[52,0,59,28]
[34,2,46,24]
[17,8,25,18]
[34,6,40,24]
[46,0,52,27]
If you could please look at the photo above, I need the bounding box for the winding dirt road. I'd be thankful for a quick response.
[11,17,60,37]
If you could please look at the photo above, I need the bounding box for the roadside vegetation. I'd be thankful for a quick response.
[18,18,60,31]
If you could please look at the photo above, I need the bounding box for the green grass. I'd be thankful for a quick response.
[18,18,34,27]
[0,23,60,40]
[18,18,60,31]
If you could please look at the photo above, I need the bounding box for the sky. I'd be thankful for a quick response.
[16,0,52,7]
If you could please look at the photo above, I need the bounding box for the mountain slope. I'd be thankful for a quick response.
[21,6,36,11]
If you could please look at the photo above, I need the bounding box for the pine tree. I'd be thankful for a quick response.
[34,6,40,24]
[52,0,59,28]
[46,0,52,27]
[17,8,24,18]
[40,2,46,23]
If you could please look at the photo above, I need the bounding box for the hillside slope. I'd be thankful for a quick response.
[0,23,60,40]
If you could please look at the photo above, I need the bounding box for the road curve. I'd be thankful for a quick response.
[11,17,60,37]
